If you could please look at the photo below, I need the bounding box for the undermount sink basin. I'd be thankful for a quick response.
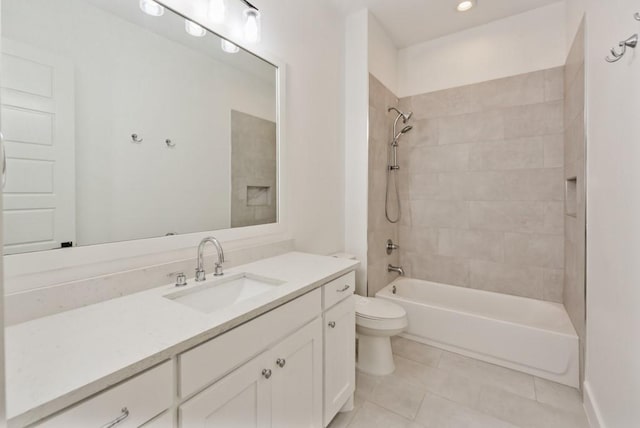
[165,273,285,314]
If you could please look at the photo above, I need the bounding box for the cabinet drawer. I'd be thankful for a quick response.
[140,410,173,427]
[38,361,172,428]
[179,288,321,398]
[323,272,355,310]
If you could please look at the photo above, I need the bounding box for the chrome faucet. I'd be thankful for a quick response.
[388,264,405,276]
[195,237,225,281]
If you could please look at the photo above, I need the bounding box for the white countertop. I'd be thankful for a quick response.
[6,252,358,427]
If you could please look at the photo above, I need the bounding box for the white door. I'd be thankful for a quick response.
[1,38,75,254]
[179,350,272,428]
[271,318,323,428]
[323,296,355,425]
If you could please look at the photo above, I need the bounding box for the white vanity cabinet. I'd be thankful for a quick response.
[36,361,172,428]
[178,271,356,428]
[180,319,323,427]
[322,271,356,426]
[18,266,357,428]
[323,295,356,424]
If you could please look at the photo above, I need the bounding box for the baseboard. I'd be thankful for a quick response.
[583,381,605,428]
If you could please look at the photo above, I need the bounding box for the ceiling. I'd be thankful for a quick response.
[330,0,564,48]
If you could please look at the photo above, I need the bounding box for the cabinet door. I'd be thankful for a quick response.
[271,318,323,428]
[179,351,272,428]
[324,296,355,424]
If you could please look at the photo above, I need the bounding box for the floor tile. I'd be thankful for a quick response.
[347,401,418,428]
[369,373,426,419]
[534,377,584,414]
[355,370,382,401]
[475,384,589,428]
[392,356,449,392]
[346,338,589,428]
[438,351,535,399]
[415,392,518,428]
[392,337,443,367]
[327,394,364,428]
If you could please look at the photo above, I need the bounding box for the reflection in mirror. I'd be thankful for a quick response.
[1,0,278,255]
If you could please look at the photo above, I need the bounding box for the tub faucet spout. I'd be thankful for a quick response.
[388,264,405,276]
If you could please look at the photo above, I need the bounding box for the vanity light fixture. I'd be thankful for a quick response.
[457,0,475,12]
[209,0,226,23]
[139,0,165,17]
[185,19,206,37]
[221,39,240,53]
[243,8,261,43]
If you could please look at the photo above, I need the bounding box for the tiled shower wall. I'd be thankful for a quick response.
[563,20,586,383]
[387,68,566,302]
[230,110,277,228]
[367,75,400,296]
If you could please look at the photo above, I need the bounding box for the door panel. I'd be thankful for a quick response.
[1,38,75,254]
[271,318,323,428]
[324,296,355,424]
[179,351,271,428]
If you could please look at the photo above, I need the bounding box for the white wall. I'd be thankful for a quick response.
[582,0,640,426]
[344,9,369,295]
[2,0,276,246]
[565,0,586,55]
[397,2,567,97]
[368,12,398,96]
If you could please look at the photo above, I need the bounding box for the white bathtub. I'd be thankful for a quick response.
[376,277,579,387]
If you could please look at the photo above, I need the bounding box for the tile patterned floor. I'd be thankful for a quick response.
[328,337,589,428]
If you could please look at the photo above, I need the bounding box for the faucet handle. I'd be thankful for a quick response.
[175,273,188,287]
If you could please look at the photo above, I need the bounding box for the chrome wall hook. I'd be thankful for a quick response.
[131,133,143,143]
[635,12,640,21]
[606,33,638,63]
[165,138,175,148]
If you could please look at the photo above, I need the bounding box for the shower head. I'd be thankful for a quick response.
[388,107,413,124]
[393,125,413,144]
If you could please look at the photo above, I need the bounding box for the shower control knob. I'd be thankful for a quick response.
[386,239,399,255]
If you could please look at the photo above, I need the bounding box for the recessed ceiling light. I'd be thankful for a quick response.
[457,0,475,12]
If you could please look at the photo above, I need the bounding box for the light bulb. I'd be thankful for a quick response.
[209,0,226,23]
[243,9,261,43]
[185,20,206,37]
[139,0,165,17]
[457,0,474,12]
[221,39,239,54]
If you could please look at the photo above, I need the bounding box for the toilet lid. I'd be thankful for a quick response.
[355,296,406,320]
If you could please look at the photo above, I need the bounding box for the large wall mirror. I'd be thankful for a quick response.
[1,0,279,256]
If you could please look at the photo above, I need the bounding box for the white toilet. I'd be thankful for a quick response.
[330,253,408,376]
[355,295,408,376]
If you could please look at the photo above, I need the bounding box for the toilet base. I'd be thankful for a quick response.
[356,334,395,376]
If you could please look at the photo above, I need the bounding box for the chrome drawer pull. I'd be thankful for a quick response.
[328,321,336,328]
[276,358,286,368]
[336,285,350,293]
[101,407,129,428]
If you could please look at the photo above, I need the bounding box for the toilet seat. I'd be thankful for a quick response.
[355,296,406,320]
[355,297,408,331]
